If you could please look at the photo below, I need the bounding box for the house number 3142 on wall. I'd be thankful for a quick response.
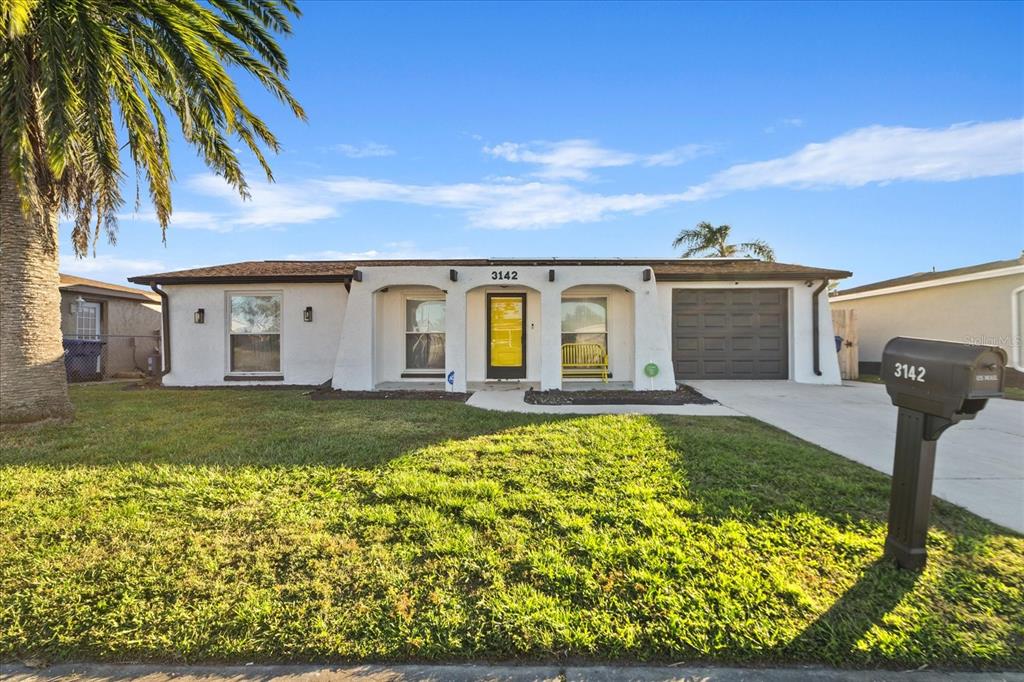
[491,270,518,280]
[893,362,927,383]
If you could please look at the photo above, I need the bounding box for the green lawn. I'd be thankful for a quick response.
[856,374,1024,401]
[1,384,1021,668]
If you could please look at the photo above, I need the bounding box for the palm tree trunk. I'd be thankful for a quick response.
[0,153,74,425]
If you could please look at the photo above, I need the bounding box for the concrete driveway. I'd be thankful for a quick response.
[686,380,1023,533]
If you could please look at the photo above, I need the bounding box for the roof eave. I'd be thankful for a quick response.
[128,274,355,286]
[60,283,160,302]
[654,270,851,282]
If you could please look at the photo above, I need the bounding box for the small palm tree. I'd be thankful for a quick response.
[673,221,776,261]
[1,0,305,424]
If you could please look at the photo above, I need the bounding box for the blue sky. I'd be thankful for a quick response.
[62,1,1024,288]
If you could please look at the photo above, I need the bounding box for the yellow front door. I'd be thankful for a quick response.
[488,293,525,378]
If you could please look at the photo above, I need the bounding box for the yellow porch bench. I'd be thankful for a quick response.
[561,342,609,382]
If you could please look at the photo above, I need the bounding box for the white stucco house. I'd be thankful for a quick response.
[830,256,1024,377]
[128,258,851,392]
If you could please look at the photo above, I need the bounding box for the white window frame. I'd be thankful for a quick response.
[225,290,284,376]
[75,300,102,340]
[560,294,611,376]
[402,293,446,374]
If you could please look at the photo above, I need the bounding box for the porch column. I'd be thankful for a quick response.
[332,285,375,390]
[445,289,467,393]
[634,283,676,390]
[540,290,562,391]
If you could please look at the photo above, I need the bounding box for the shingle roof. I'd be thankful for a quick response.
[59,273,161,301]
[833,256,1022,297]
[128,258,851,285]
[128,258,853,284]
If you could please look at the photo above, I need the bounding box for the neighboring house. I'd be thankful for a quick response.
[830,256,1024,378]
[128,258,850,391]
[59,274,163,380]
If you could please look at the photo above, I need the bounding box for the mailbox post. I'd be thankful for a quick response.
[881,337,1006,569]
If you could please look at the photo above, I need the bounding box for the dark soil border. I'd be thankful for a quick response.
[525,385,716,406]
[309,386,472,402]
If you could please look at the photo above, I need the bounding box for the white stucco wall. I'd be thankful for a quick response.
[332,265,676,391]
[161,283,347,386]
[655,279,842,384]
[158,266,840,389]
[373,285,447,384]
[831,273,1024,368]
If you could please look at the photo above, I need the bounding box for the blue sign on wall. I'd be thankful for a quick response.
[447,370,455,386]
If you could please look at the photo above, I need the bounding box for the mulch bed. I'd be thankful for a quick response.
[309,386,473,402]
[525,385,717,406]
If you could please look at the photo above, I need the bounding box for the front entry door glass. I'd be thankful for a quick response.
[488,294,525,378]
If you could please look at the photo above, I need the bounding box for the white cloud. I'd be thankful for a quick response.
[285,241,474,261]
[686,119,1024,200]
[318,177,686,229]
[185,175,338,227]
[119,210,227,232]
[332,142,396,158]
[644,144,712,167]
[483,139,709,180]
[132,119,1023,234]
[60,253,168,283]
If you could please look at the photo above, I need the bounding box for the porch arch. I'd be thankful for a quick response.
[559,284,637,384]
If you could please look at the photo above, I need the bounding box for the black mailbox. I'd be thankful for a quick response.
[882,337,1005,422]
[880,337,1006,570]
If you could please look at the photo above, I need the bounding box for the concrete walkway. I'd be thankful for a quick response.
[3,664,1021,682]
[687,381,1024,533]
[466,388,741,416]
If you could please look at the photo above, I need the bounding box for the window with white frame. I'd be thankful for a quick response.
[405,298,445,371]
[229,293,281,373]
[561,296,608,353]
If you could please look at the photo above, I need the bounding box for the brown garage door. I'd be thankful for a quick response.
[672,288,788,379]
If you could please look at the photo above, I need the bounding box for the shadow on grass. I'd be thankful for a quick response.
[0,384,572,469]
[784,558,920,661]
[2,388,1019,666]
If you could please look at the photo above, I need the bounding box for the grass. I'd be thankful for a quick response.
[856,374,1024,401]
[1003,386,1024,401]
[1,384,1022,668]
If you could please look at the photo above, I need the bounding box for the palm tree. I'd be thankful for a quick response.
[1,0,305,424]
[672,221,776,261]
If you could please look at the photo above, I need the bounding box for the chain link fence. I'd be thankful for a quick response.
[63,334,162,382]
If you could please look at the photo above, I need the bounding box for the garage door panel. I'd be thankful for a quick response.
[757,290,785,305]
[674,337,699,352]
[732,336,754,352]
[703,336,727,352]
[673,290,699,306]
[731,313,754,327]
[674,313,699,329]
[730,290,755,305]
[703,291,729,305]
[702,360,728,376]
[672,288,788,380]
[703,313,728,327]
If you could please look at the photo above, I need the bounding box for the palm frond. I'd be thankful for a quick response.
[2,0,305,257]
[739,240,776,262]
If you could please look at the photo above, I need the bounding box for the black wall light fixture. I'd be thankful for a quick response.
[304,306,314,322]
[194,308,205,324]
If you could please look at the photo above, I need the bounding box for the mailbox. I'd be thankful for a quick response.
[882,337,1006,422]
[880,337,1005,570]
